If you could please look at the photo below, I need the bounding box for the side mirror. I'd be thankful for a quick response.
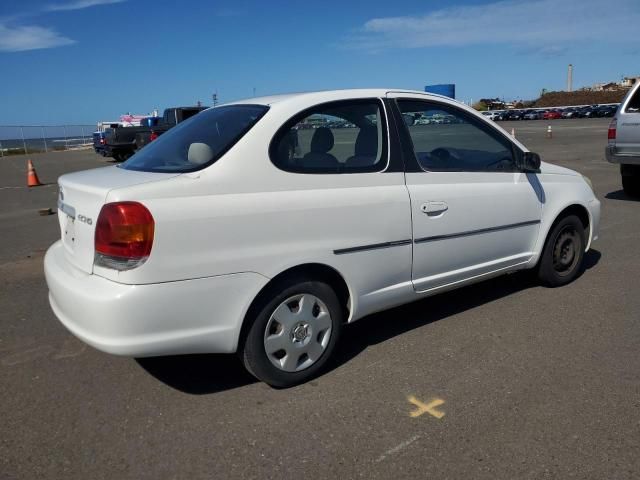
[520,151,541,173]
[187,142,214,165]
[402,114,415,127]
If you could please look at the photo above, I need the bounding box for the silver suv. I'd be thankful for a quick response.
[606,82,640,196]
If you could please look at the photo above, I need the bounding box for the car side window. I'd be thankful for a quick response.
[271,100,387,173]
[397,100,517,172]
[626,88,640,113]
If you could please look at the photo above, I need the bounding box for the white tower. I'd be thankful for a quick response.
[567,64,573,92]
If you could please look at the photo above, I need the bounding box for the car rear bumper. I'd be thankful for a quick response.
[44,241,269,357]
[104,144,135,155]
[606,145,640,165]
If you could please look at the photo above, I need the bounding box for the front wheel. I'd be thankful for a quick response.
[537,215,585,287]
[241,277,343,387]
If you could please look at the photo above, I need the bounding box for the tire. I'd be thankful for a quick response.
[537,215,585,287]
[621,170,640,197]
[240,276,343,387]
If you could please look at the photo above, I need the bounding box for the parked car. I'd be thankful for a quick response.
[45,89,600,387]
[134,107,206,150]
[92,131,107,156]
[570,107,586,118]
[506,110,524,120]
[543,110,563,120]
[523,110,543,120]
[562,108,580,119]
[104,106,207,161]
[595,105,618,118]
[499,110,513,120]
[481,111,499,121]
[580,106,598,118]
[606,82,640,196]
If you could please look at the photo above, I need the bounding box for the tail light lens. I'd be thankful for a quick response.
[608,118,617,142]
[149,131,158,142]
[94,202,154,270]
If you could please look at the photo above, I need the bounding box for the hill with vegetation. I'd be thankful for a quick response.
[534,89,629,107]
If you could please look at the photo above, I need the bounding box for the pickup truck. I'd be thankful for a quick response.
[92,131,107,156]
[104,107,207,161]
[606,82,640,196]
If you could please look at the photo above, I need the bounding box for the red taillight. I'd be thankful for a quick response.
[608,118,617,142]
[95,202,154,270]
[149,131,158,142]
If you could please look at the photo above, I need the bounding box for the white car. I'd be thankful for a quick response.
[45,89,600,387]
[481,111,499,121]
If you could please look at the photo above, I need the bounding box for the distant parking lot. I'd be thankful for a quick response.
[1,117,639,479]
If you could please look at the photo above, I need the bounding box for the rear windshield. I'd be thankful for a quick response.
[627,87,640,113]
[121,104,269,173]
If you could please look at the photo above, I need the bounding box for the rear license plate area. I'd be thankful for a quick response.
[63,214,75,249]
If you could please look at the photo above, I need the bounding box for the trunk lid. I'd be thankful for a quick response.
[57,166,178,273]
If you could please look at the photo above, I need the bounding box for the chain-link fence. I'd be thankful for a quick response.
[0,125,96,156]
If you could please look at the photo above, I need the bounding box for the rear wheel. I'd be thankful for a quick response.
[537,215,585,287]
[241,277,343,387]
[621,164,640,197]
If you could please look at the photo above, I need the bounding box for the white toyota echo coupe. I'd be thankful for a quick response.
[45,89,600,387]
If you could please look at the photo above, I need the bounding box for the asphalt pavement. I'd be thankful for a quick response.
[1,118,639,479]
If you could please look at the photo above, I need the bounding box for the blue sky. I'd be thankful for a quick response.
[0,0,638,125]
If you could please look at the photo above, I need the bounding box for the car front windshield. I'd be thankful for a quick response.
[121,104,269,173]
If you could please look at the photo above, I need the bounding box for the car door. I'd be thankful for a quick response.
[388,94,542,292]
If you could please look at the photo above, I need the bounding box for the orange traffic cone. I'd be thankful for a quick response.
[27,159,43,187]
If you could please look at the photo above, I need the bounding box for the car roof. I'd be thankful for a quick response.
[223,88,459,107]
[218,88,532,154]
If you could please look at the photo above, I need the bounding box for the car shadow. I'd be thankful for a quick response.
[582,248,601,270]
[331,249,601,372]
[137,250,601,394]
[605,190,640,202]
[136,354,258,394]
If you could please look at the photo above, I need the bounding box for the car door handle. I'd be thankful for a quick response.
[421,201,448,215]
